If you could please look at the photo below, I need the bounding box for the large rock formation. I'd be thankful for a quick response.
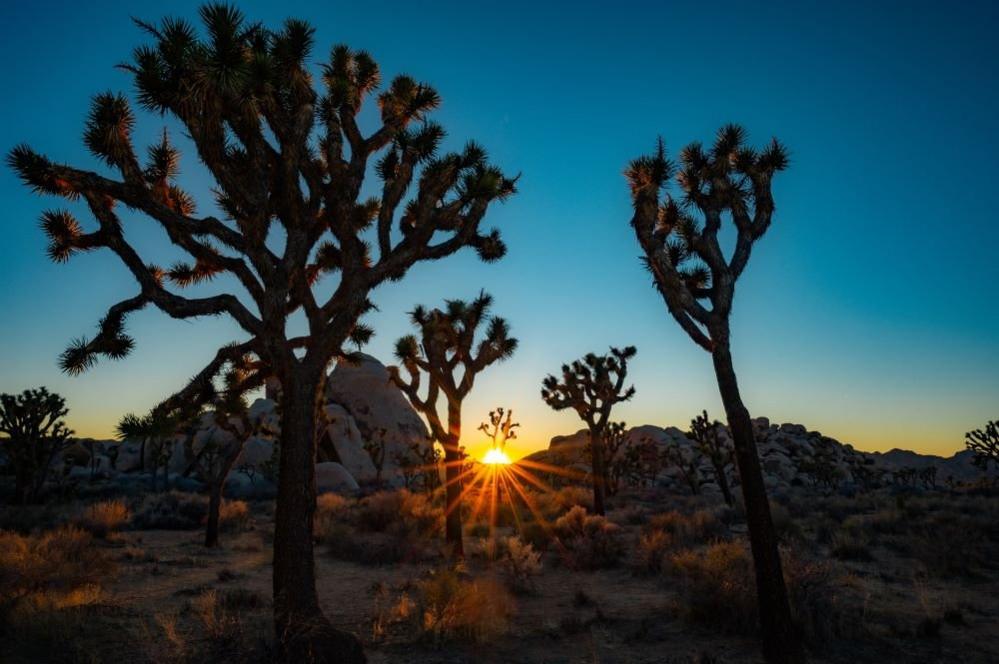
[87,355,431,495]
[528,418,996,497]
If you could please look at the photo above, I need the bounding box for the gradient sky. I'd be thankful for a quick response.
[1,1,997,459]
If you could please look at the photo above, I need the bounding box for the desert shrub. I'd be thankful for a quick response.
[314,493,352,542]
[131,491,207,530]
[0,526,114,608]
[667,541,758,635]
[466,521,491,538]
[323,523,436,566]
[635,528,673,573]
[76,499,130,538]
[552,506,623,569]
[355,489,443,537]
[0,503,70,534]
[499,537,542,593]
[534,486,592,520]
[667,541,852,644]
[518,520,553,551]
[218,500,251,533]
[770,502,804,543]
[185,589,271,661]
[906,514,988,578]
[645,509,725,547]
[830,530,874,561]
[415,569,515,643]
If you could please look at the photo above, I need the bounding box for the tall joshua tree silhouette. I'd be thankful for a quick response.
[7,6,515,661]
[625,125,801,664]
[388,292,518,559]
[541,346,636,515]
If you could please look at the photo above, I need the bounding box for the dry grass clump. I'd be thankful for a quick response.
[635,528,673,573]
[218,500,251,533]
[319,490,444,565]
[183,588,270,661]
[131,491,207,530]
[535,486,592,520]
[666,541,853,645]
[77,499,130,538]
[498,536,542,593]
[356,489,443,536]
[552,506,624,569]
[645,508,726,547]
[415,569,515,643]
[0,527,114,609]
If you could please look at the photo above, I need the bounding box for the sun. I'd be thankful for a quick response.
[481,448,512,465]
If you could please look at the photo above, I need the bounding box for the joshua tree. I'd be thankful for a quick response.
[661,441,702,495]
[583,421,628,496]
[8,6,515,658]
[689,411,735,505]
[0,388,73,504]
[479,406,519,453]
[966,420,999,471]
[541,347,636,515]
[625,125,800,663]
[388,293,518,558]
[116,410,184,492]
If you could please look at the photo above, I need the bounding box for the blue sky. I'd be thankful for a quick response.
[1,1,996,458]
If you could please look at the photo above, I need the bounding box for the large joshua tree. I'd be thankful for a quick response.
[8,6,515,660]
[388,292,518,558]
[625,125,801,663]
[541,346,636,515]
[0,388,73,504]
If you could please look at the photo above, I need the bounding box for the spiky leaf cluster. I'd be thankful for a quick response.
[626,125,788,351]
[966,420,999,470]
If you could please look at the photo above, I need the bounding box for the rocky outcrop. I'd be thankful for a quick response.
[529,417,993,497]
[85,355,430,495]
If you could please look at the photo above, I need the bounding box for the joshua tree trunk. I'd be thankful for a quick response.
[444,401,465,559]
[714,460,735,507]
[273,364,365,663]
[205,452,240,548]
[588,426,608,516]
[711,339,802,664]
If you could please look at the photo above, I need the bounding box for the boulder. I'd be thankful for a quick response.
[325,354,431,481]
[316,462,359,493]
[322,404,377,483]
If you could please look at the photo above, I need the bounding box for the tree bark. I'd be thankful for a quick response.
[712,341,803,664]
[444,400,464,559]
[273,363,365,664]
[589,426,607,516]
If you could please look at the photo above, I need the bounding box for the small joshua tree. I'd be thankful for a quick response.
[689,411,735,505]
[8,7,516,656]
[626,125,800,663]
[116,410,183,492]
[583,421,628,496]
[966,420,999,472]
[0,388,74,504]
[661,441,701,495]
[362,427,388,488]
[389,293,517,558]
[479,406,519,454]
[541,347,636,515]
